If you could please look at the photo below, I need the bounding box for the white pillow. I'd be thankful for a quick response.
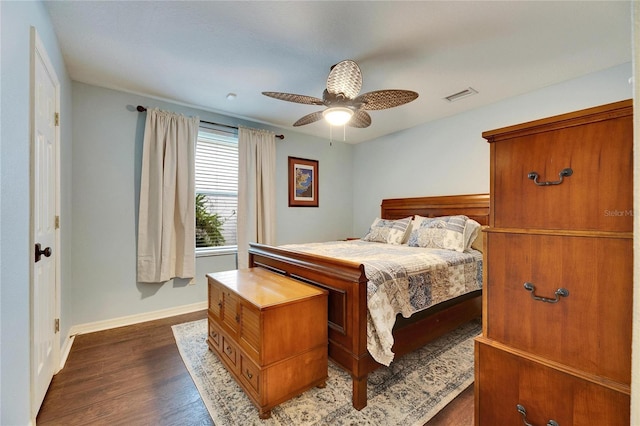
[363,216,413,245]
[463,219,482,251]
[470,225,488,252]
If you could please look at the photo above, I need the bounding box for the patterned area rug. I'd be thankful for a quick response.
[172,319,480,426]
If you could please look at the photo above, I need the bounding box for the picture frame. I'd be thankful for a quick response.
[288,156,319,207]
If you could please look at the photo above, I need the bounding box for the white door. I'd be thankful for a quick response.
[31,27,60,417]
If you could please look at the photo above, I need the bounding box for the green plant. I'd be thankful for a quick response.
[195,193,226,247]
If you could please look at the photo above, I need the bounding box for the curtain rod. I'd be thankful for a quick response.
[136,106,284,140]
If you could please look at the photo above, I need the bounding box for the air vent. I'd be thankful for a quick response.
[444,87,478,102]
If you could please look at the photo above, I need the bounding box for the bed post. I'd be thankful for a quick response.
[352,376,368,410]
[351,261,370,410]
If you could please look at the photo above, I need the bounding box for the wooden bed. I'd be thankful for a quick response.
[248,193,490,410]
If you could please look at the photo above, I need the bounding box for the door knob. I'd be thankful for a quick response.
[35,243,52,262]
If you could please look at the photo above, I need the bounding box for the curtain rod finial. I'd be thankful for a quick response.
[136,105,147,112]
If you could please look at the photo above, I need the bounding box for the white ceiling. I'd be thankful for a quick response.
[45,1,632,144]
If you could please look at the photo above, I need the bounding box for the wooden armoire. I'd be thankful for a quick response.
[475,100,633,425]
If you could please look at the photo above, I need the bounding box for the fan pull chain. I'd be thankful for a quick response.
[328,124,348,146]
[327,124,347,146]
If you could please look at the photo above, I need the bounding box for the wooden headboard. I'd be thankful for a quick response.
[380,193,490,225]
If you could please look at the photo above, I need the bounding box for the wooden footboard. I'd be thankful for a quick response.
[248,193,489,410]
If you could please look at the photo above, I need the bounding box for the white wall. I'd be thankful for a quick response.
[352,62,633,236]
[70,82,353,326]
[0,1,73,424]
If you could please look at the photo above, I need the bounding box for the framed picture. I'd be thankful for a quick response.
[288,156,319,207]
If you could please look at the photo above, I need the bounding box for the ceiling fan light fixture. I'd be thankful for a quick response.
[323,107,353,126]
[263,60,418,129]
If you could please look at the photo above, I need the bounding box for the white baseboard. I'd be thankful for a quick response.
[58,333,76,371]
[58,301,207,370]
[69,301,207,336]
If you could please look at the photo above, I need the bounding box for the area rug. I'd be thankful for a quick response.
[172,319,480,426]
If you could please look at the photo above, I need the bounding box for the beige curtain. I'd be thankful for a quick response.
[137,108,199,282]
[237,127,276,269]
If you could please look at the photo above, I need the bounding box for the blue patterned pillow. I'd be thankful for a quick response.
[407,215,469,252]
[362,216,412,245]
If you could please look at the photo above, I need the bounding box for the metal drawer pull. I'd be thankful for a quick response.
[245,369,253,379]
[528,167,573,186]
[517,404,559,426]
[524,282,569,303]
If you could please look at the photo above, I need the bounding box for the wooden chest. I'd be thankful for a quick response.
[475,100,633,425]
[207,268,328,419]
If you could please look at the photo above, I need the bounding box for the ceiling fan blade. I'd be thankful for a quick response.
[326,60,362,99]
[293,111,324,127]
[347,110,371,128]
[354,90,419,110]
[262,92,324,105]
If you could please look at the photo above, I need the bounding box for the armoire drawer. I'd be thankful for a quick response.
[489,112,632,232]
[485,232,632,383]
[475,338,630,426]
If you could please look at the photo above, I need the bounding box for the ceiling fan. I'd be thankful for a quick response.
[262,60,419,128]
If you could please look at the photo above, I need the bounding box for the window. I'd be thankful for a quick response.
[195,125,238,253]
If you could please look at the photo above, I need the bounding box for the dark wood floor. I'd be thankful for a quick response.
[37,310,473,425]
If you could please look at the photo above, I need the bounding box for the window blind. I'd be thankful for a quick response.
[195,127,238,247]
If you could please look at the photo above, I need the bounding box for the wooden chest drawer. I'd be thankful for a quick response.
[240,353,260,396]
[487,106,632,231]
[208,320,221,351]
[221,335,238,367]
[475,338,630,426]
[485,231,632,383]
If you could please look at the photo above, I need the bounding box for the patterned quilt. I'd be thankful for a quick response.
[280,240,483,366]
